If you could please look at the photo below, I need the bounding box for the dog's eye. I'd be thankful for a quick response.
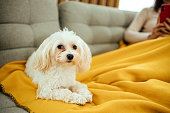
[73,45,77,50]
[57,45,64,49]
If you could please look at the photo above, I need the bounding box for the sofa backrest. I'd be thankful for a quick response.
[0,0,60,67]
[0,1,136,67]
[59,1,136,55]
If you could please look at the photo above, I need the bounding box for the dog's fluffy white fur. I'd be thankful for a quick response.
[25,28,92,105]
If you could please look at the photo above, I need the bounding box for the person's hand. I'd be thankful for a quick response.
[163,18,170,34]
[148,18,170,40]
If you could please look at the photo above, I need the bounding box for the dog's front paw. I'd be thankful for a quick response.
[84,93,92,103]
[70,93,87,105]
[79,90,93,103]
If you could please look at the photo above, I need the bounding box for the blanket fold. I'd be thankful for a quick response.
[0,36,170,113]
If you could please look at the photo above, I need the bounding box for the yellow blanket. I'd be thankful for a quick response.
[0,36,170,113]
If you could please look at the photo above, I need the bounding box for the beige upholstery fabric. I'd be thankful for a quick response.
[0,0,60,67]
[59,1,136,55]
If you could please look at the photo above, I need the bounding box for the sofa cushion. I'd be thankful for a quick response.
[0,92,16,109]
[0,0,30,24]
[0,48,35,66]
[0,107,28,113]
[59,1,136,55]
[31,22,60,47]
[0,0,60,67]
[0,24,34,50]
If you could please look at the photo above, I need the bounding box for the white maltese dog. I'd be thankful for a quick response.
[25,28,92,105]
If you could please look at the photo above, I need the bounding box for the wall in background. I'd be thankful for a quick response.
[119,0,155,12]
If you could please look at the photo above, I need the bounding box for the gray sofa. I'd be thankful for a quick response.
[0,0,136,112]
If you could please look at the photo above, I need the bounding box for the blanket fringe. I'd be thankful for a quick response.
[0,84,32,113]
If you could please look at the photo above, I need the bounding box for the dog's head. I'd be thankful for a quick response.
[33,28,92,73]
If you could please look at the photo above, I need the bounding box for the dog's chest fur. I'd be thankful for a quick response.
[45,65,76,88]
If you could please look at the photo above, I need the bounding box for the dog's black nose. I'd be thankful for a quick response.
[67,54,74,60]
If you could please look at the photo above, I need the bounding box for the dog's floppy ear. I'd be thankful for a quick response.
[76,38,92,74]
[32,36,53,72]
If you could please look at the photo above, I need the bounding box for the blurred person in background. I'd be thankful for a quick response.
[124,0,170,43]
